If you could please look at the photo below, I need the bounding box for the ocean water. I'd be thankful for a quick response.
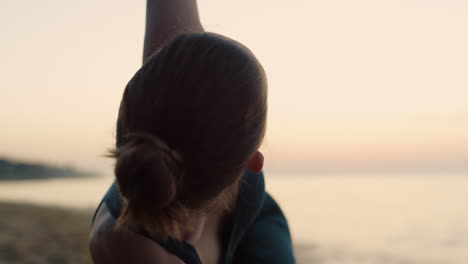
[266,173,468,264]
[0,173,467,264]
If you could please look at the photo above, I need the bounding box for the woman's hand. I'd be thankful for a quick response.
[143,0,205,63]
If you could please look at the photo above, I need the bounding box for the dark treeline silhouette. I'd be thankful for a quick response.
[0,158,96,180]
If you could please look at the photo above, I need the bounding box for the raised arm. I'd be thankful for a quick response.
[143,0,204,63]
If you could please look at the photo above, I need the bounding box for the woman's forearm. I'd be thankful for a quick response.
[143,0,204,63]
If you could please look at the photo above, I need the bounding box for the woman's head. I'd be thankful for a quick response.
[110,32,267,239]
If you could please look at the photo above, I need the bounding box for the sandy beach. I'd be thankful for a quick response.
[0,202,93,264]
[0,201,313,264]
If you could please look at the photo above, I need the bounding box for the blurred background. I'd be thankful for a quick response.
[0,0,467,263]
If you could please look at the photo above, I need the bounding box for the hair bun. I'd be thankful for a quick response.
[112,133,183,211]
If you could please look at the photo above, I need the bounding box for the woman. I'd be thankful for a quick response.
[89,1,295,263]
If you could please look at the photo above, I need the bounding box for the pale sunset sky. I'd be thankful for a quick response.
[1,0,467,175]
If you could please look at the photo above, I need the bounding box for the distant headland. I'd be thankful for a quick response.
[0,158,97,181]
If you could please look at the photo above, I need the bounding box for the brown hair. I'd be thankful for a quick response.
[109,32,267,240]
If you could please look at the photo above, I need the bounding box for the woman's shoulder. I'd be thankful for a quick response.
[89,203,184,264]
[231,179,296,264]
[237,169,266,220]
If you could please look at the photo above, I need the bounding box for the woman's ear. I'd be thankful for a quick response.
[247,151,264,174]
